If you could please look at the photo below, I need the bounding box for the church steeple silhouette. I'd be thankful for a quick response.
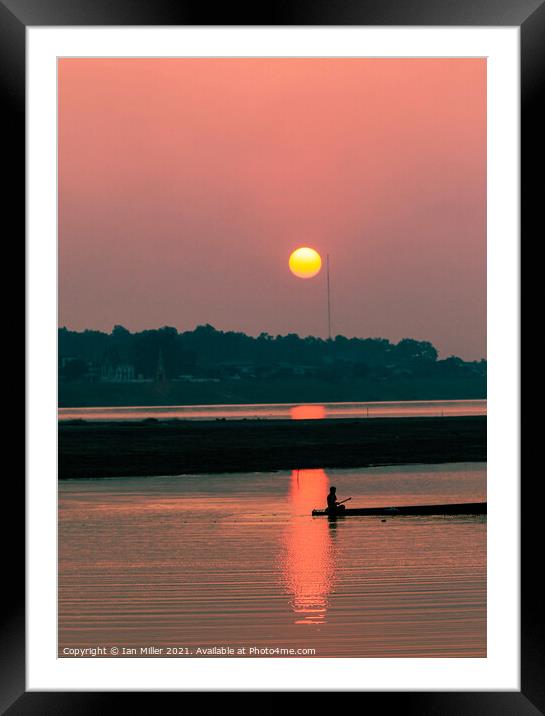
[155,349,166,382]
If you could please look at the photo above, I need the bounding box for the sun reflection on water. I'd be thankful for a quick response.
[289,405,326,420]
[280,469,337,625]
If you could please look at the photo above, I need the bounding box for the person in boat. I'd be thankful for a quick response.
[326,486,346,515]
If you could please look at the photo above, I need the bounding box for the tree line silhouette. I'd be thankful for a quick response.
[59,324,486,384]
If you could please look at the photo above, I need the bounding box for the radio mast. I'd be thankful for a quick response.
[326,253,332,340]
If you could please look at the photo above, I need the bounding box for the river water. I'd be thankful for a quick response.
[59,462,486,658]
[59,399,486,422]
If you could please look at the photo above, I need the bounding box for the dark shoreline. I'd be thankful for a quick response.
[58,415,486,480]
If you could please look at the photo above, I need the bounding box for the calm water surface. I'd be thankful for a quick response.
[59,399,486,422]
[59,463,486,658]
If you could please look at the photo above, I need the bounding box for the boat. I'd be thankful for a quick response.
[311,502,486,517]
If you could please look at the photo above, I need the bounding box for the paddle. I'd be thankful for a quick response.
[337,498,352,505]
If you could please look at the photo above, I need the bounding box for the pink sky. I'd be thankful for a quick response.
[59,58,486,359]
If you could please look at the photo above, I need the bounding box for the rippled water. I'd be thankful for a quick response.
[58,399,486,422]
[59,463,486,658]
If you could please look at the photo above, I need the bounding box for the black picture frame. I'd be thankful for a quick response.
[6,0,537,709]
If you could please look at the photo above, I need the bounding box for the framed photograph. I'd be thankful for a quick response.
[7,0,537,708]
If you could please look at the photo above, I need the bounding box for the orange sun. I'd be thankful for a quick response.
[289,247,322,279]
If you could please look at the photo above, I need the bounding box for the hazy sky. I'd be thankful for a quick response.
[59,58,486,359]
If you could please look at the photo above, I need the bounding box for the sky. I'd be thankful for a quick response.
[59,58,486,360]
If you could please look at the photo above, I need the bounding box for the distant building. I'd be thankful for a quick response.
[100,362,135,382]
